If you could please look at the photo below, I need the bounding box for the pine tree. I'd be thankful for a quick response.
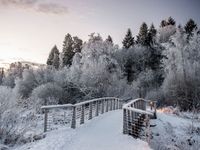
[148,24,157,46]
[62,33,74,67]
[47,45,60,69]
[122,28,134,49]
[73,36,83,53]
[106,35,113,45]
[0,68,4,85]
[137,22,149,46]
[52,50,60,69]
[167,16,176,26]
[184,19,197,37]
[160,20,167,28]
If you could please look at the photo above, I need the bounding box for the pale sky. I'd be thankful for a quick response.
[0,0,199,64]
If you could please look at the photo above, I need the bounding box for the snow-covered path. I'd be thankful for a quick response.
[15,110,151,150]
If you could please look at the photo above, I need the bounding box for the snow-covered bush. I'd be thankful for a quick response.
[0,86,15,116]
[31,82,62,110]
[0,108,43,145]
[14,69,37,98]
[34,67,55,85]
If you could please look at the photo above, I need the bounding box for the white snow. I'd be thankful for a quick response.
[150,111,200,150]
[14,110,151,150]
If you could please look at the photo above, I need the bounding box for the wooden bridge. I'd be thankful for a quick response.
[41,97,156,142]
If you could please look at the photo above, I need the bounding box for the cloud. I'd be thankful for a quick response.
[0,0,68,14]
[36,3,68,14]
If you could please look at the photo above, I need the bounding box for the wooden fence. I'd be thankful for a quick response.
[41,97,123,132]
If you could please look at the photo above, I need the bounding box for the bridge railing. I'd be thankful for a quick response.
[41,97,123,132]
[122,98,156,142]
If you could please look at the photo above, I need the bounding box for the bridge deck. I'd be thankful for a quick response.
[16,110,151,150]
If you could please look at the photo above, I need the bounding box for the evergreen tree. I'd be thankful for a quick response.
[122,28,134,49]
[137,22,149,46]
[73,36,83,53]
[62,33,74,67]
[148,24,157,46]
[160,20,167,28]
[184,19,197,37]
[52,50,60,69]
[47,45,60,69]
[0,68,4,85]
[106,35,113,45]
[167,16,176,26]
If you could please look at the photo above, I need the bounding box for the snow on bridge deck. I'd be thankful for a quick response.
[16,110,151,150]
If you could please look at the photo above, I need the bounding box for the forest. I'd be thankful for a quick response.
[0,17,200,147]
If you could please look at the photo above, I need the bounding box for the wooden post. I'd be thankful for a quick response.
[123,109,128,134]
[116,99,119,109]
[106,100,109,112]
[153,102,157,119]
[101,99,104,114]
[145,114,150,144]
[127,110,131,135]
[139,100,141,109]
[80,105,85,124]
[89,102,93,120]
[95,101,99,116]
[44,109,48,132]
[71,106,76,129]
[113,99,116,110]
[110,99,113,111]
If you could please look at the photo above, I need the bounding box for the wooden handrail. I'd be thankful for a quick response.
[41,97,123,132]
[123,98,157,142]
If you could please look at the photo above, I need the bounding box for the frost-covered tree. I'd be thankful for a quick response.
[0,68,4,85]
[122,28,134,49]
[106,35,113,45]
[160,20,167,28]
[137,22,149,46]
[148,24,157,46]
[73,36,83,53]
[167,16,176,26]
[62,33,74,67]
[158,25,176,43]
[184,19,197,38]
[73,33,124,97]
[2,62,24,88]
[160,17,176,27]
[52,50,60,69]
[47,45,60,69]
[162,29,200,110]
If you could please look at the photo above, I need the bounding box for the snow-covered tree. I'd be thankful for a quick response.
[70,33,124,97]
[167,16,176,26]
[73,36,83,53]
[158,25,176,43]
[137,22,149,46]
[122,28,134,49]
[62,33,74,67]
[47,45,60,69]
[148,24,157,46]
[162,29,200,110]
[105,35,113,45]
[184,19,197,39]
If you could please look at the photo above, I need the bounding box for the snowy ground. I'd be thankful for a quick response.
[14,110,151,150]
[150,111,200,150]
